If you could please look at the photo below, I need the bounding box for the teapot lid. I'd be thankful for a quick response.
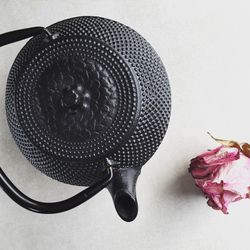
[15,35,141,161]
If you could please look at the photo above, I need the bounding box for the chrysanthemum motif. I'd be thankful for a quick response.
[34,56,118,141]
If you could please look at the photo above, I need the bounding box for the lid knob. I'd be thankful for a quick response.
[61,89,79,109]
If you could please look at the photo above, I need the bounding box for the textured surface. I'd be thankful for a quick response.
[5,16,170,185]
[1,1,250,250]
[35,56,119,142]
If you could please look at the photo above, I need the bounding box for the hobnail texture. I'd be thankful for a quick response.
[5,16,171,186]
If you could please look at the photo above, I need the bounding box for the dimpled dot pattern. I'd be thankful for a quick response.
[5,16,171,186]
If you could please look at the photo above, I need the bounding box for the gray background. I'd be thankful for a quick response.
[1,1,250,250]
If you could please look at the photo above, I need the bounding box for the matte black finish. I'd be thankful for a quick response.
[0,27,44,47]
[107,168,140,222]
[0,167,112,213]
[0,16,171,221]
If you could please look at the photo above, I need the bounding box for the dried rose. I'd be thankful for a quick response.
[189,134,250,214]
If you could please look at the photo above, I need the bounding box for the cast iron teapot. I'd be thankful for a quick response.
[0,16,171,222]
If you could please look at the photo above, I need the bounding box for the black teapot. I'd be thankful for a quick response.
[0,16,171,222]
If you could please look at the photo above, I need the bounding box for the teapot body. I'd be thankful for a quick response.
[1,16,171,221]
[6,16,171,186]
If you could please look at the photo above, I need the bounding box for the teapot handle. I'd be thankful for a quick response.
[0,27,113,213]
[0,26,58,47]
[0,27,44,46]
[0,167,113,213]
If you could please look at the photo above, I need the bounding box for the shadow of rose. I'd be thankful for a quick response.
[177,170,202,197]
[165,165,203,198]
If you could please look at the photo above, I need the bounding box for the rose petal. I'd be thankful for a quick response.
[189,146,240,179]
[189,143,250,214]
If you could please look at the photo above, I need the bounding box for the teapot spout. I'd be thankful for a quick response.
[107,167,140,222]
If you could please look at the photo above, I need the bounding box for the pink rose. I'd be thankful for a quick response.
[189,145,250,214]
